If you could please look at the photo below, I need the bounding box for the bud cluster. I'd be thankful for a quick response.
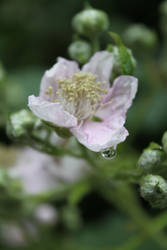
[68,5,110,64]
[139,132,167,209]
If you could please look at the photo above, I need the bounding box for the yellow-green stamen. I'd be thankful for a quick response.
[45,71,108,119]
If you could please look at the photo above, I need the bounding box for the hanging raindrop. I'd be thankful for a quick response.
[101,147,117,160]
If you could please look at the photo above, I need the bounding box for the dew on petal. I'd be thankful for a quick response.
[101,147,117,160]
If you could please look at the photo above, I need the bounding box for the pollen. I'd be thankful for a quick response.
[45,86,53,95]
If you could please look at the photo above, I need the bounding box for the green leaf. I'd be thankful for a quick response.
[109,32,135,75]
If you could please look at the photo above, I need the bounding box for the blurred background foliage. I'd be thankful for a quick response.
[1,0,167,249]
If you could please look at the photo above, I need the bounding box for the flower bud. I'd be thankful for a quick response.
[34,204,58,226]
[140,174,167,208]
[138,149,165,172]
[7,109,36,140]
[72,7,109,38]
[162,131,167,154]
[68,40,92,64]
[123,24,157,50]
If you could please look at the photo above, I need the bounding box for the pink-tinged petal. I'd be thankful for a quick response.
[28,95,78,127]
[96,75,138,120]
[82,51,114,85]
[70,119,129,152]
[40,57,79,101]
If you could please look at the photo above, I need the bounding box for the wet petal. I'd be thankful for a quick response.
[40,57,79,101]
[96,75,138,120]
[70,119,128,152]
[28,95,78,127]
[82,51,114,85]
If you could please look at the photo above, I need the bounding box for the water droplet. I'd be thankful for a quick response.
[101,147,116,160]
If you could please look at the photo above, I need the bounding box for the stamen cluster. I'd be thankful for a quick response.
[45,71,107,119]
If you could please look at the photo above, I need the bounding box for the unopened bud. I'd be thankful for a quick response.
[138,149,165,172]
[140,174,167,209]
[72,7,109,38]
[124,24,157,50]
[34,204,58,226]
[68,40,92,64]
[7,109,36,140]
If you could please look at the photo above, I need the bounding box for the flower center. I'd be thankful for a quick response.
[46,71,107,120]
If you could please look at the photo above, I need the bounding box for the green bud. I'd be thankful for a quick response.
[68,40,92,64]
[72,7,109,38]
[123,24,157,50]
[162,131,167,154]
[140,174,167,209]
[138,149,165,172]
[7,109,36,140]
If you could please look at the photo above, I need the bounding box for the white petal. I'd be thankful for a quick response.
[82,51,114,84]
[28,95,78,127]
[96,75,138,120]
[40,57,79,101]
[70,119,128,152]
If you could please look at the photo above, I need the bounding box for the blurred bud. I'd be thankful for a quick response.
[123,24,157,50]
[138,149,165,172]
[34,204,58,226]
[1,223,26,247]
[72,7,109,38]
[162,131,167,154]
[7,109,36,140]
[140,174,167,208]
[68,40,92,64]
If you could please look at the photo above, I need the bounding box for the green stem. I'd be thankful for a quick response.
[28,134,83,159]
[102,184,167,250]
[77,142,97,168]
[91,37,100,53]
